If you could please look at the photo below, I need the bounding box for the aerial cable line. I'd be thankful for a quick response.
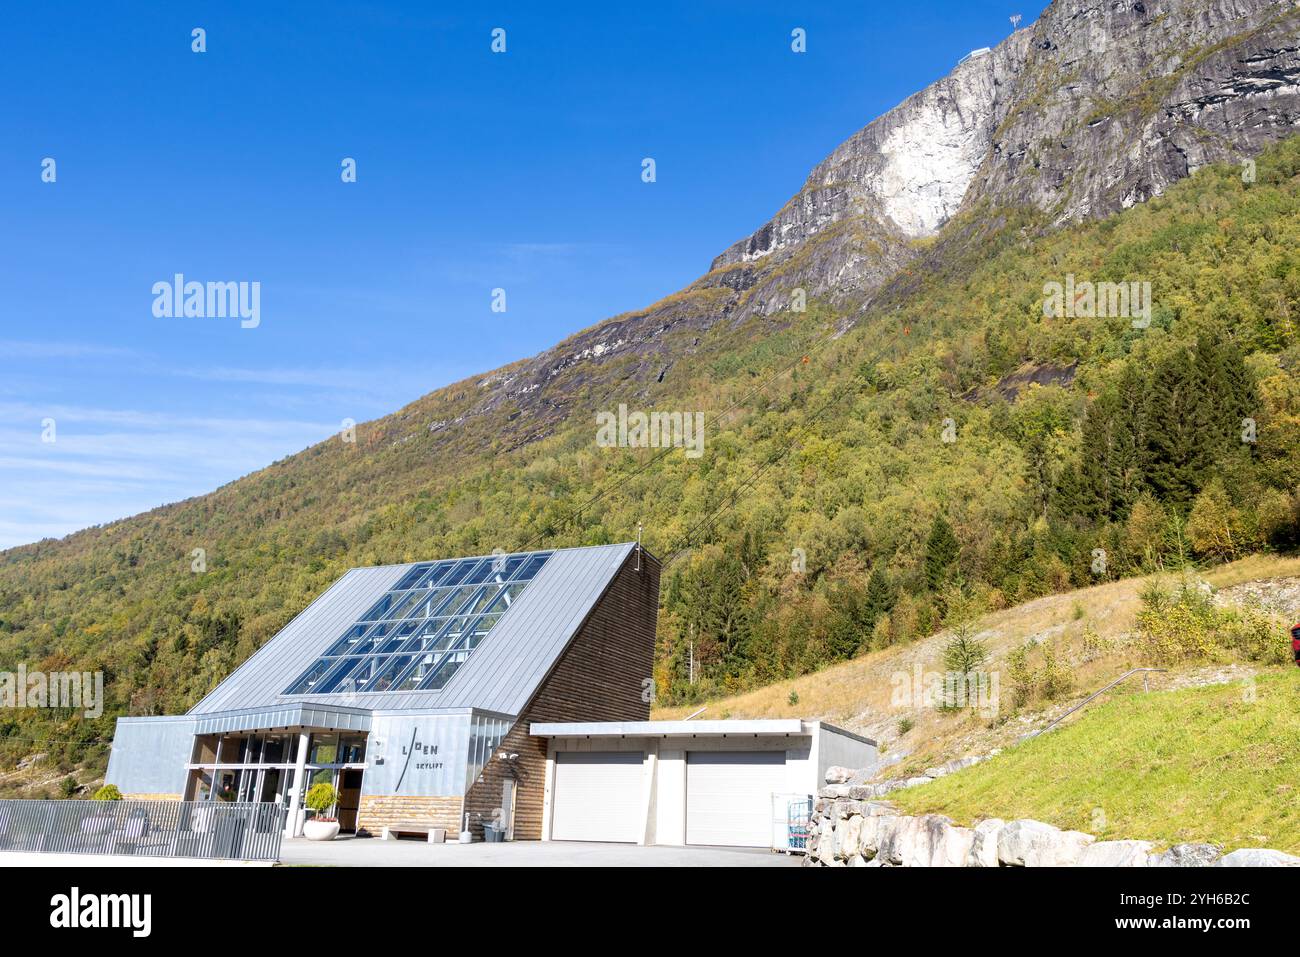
[660,378,861,569]
[510,312,850,554]
[657,326,916,569]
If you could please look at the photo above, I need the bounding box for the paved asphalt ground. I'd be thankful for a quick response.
[278,835,800,867]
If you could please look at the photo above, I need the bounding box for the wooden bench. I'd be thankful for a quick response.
[381,822,447,843]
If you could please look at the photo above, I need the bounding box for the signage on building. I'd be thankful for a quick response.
[395,728,443,791]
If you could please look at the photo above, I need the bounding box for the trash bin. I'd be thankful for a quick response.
[481,823,504,843]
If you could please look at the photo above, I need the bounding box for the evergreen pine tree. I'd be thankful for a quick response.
[1078,362,1149,522]
[1107,362,1150,517]
[863,565,896,632]
[1206,334,1258,451]
[1145,335,1259,511]
[1145,348,1203,509]
[924,515,960,591]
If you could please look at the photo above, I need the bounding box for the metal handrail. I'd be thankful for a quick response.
[1029,668,1168,737]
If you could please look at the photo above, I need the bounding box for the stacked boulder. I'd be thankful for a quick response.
[808,773,1300,867]
[820,755,992,801]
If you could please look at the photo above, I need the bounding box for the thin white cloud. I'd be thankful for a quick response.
[0,340,139,359]
[0,402,332,435]
[0,345,475,550]
[0,403,345,551]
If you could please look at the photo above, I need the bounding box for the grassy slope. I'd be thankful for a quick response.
[654,554,1300,719]
[1,136,1297,790]
[893,670,1300,853]
[653,554,1300,851]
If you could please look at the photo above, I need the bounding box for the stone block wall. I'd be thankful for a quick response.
[808,794,1300,867]
[121,793,182,801]
[357,795,463,836]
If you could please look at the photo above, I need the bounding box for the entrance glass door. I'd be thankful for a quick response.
[259,768,283,803]
[337,769,363,833]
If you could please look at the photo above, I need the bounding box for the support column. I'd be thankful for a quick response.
[284,730,311,838]
[539,743,557,842]
[638,743,658,846]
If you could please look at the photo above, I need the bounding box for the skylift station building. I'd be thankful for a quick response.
[107,543,874,846]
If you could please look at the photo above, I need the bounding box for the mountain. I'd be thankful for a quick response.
[403,0,1300,452]
[2,0,1299,792]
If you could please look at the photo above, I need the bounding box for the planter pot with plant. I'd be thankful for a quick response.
[302,782,340,841]
[81,783,124,835]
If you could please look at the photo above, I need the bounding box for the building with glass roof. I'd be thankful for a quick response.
[106,542,661,840]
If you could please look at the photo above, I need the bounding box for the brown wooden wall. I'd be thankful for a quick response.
[357,794,462,835]
[462,547,660,839]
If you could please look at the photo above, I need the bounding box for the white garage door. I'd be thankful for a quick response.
[686,750,787,847]
[550,751,644,843]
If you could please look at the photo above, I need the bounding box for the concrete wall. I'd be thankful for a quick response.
[105,716,197,798]
[814,722,877,785]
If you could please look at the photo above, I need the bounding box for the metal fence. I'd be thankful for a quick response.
[0,800,286,861]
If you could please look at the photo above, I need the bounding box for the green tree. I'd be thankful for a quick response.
[863,565,896,633]
[940,588,988,709]
[924,515,960,591]
[1078,362,1149,521]
[1145,348,1210,509]
[1186,478,1241,560]
[1145,336,1258,511]
[1124,493,1166,570]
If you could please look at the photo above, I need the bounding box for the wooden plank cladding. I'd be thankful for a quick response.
[462,548,660,840]
[357,795,463,836]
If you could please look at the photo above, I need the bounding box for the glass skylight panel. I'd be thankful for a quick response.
[491,555,526,581]
[312,657,372,695]
[392,564,434,591]
[322,623,369,657]
[515,553,550,580]
[283,550,552,697]
[414,561,454,589]
[485,583,526,614]
[462,559,499,586]
[440,560,476,588]
[285,659,335,695]
[359,593,400,622]
[363,653,416,693]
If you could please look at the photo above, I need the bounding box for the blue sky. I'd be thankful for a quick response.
[0,0,1046,549]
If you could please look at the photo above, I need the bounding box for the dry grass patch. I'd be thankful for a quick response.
[652,555,1297,773]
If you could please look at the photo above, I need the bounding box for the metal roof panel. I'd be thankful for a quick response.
[187,543,636,718]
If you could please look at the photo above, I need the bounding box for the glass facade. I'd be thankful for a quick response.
[284,551,552,696]
[465,713,510,792]
[185,731,367,814]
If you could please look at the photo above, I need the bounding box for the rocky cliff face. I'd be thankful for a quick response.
[718,0,1300,278]
[966,0,1300,223]
[712,34,1033,266]
[405,0,1300,454]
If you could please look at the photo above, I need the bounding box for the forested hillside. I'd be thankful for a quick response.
[2,136,1298,791]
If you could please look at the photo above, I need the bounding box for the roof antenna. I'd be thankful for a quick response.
[635,522,643,572]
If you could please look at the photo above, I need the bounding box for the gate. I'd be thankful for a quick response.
[0,800,286,861]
